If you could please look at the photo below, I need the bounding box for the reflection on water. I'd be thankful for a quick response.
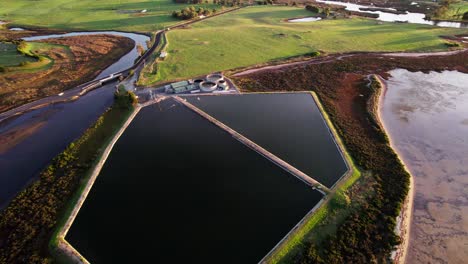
[380,69,468,263]
[0,83,117,208]
[289,17,322,22]
[316,0,468,28]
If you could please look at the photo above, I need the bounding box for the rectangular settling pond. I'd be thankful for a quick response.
[187,93,348,188]
[66,98,323,263]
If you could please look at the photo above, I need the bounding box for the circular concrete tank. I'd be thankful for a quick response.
[217,79,228,90]
[199,81,217,92]
[206,73,224,83]
[194,79,204,88]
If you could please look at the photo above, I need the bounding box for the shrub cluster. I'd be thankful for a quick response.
[445,41,461,47]
[114,85,138,108]
[172,6,215,20]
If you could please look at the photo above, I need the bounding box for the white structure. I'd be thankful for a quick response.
[199,81,218,92]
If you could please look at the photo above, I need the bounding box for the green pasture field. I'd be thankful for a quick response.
[151,5,466,83]
[0,0,218,32]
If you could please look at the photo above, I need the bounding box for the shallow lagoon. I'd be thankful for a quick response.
[380,69,468,263]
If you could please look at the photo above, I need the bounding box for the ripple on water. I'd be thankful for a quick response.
[380,69,468,263]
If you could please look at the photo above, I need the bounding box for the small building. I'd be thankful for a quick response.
[166,81,197,94]
[160,51,167,58]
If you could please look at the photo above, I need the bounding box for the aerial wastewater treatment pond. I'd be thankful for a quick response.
[187,93,348,188]
[65,93,348,263]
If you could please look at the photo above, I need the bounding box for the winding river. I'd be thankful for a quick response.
[316,0,468,28]
[380,69,468,263]
[0,31,150,208]
[23,31,149,79]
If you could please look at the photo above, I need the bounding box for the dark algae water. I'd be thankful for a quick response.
[66,98,323,263]
[187,93,348,188]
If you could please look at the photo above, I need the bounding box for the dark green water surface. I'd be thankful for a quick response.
[66,98,323,263]
[187,93,348,188]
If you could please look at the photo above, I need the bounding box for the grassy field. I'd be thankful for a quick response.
[0,0,219,32]
[147,5,466,83]
[0,42,36,67]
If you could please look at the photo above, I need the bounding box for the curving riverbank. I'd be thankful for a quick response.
[0,34,135,113]
[0,30,151,209]
[374,75,414,264]
[379,69,468,263]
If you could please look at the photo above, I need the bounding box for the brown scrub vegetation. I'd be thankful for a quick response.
[0,34,134,113]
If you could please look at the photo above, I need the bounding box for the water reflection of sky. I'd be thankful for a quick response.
[316,0,468,28]
[381,69,468,263]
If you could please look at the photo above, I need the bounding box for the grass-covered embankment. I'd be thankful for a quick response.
[0,89,137,263]
[148,5,466,83]
[233,51,468,263]
[137,32,168,86]
[0,0,220,32]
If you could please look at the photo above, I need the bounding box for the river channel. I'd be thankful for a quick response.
[0,31,150,208]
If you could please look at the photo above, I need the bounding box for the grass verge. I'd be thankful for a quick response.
[137,32,168,86]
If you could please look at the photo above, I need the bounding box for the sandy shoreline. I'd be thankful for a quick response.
[375,75,414,264]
